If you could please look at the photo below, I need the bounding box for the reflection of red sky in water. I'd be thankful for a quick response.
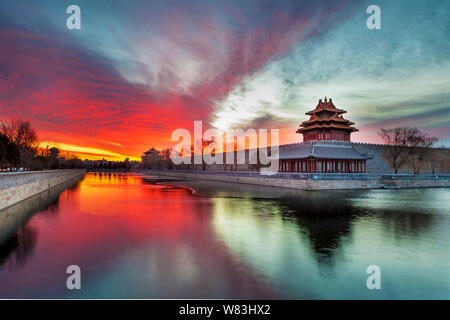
[0,173,275,298]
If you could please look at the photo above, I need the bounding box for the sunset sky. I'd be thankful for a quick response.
[1,0,449,161]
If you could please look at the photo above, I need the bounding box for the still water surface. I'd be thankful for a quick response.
[0,172,449,299]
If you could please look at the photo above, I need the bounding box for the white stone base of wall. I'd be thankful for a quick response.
[151,171,449,190]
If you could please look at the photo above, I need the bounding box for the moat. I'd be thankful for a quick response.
[0,172,448,299]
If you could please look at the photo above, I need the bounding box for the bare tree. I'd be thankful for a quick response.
[406,130,438,174]
[379,127,438,174]
[161,148,174,170]
[425,147,450,174]
[1,119,38,169]
[379,127,410,174]
[438,149,450,173]
[1,119,38,149]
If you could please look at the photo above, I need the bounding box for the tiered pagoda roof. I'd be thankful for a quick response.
[296,97,358,135]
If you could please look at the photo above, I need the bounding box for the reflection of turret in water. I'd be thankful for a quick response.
[177,179,439,271]
[273,195,358,269]
[0,176,83,269]
[277,190,436,269]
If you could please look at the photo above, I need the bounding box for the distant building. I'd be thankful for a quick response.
[141,147,162,169]
[142,147,160,160]
[279,97,370,173]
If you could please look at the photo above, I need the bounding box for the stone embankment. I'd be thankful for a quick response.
[0,169,86,211]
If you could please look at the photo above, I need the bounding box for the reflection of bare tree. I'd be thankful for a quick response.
[0,176,83,268]
[0,225,37,269]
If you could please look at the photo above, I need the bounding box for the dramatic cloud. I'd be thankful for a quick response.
[0,0,449,160]
[211,0,450,144]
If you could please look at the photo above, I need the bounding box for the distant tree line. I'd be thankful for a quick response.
[0,119,83,171]
[84,158,133,170]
